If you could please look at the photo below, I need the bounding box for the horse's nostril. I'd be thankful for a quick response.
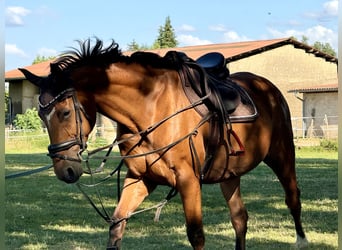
[65,167,77,183]
[57,165,82,184]
[67,167,75,178]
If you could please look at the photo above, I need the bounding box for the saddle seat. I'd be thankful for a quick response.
[196,52,229,79]
[196,52,238,115]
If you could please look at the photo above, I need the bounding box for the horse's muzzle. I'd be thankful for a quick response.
[53,159,83,183]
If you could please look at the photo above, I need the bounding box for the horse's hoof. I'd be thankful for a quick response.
[295,235,309,249]
[107,238,122,250]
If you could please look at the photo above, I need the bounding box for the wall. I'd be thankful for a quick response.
[228,44,338,118]
[8,80,23,120]
[302,92,338,138]
[22,80,39,111]
[8,80,39,122]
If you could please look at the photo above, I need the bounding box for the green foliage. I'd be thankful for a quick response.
[127,39,152,51]
[127,39,140,51]
[300,35,309,44]
[319,139,338,151]
[5,91,11,124]
[312,41,336,57]
[128,16,178,51]
[153,16,178,49]
[4,91,9,113]
[297,35,336,57]
[13,108,42,130]
[32,55,56,64]
[296,139,338,153]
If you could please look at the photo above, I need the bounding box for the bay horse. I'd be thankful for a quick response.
[20,38,308,249]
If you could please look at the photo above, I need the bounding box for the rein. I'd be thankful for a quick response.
[75,96,214,226]
[44,87,213,226]
[78,92,212,163]
[5,165,53,179]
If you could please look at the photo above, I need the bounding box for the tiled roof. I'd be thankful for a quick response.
[288,83,338,93]
[5,60,53,80]
[126,38,290,60]
[5,37,337,81]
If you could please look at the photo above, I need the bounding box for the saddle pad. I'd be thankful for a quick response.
[228,85,258,123]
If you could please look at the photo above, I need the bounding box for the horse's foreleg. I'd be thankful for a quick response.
[220,177,248,250]
[107,175,156,250]
[177,173,205,250]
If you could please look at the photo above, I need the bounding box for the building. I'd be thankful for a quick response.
[5,37,338,137]
[289,83,338,138]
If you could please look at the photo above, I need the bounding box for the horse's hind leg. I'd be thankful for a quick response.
[264,146,308,248]
[220,177,248,250]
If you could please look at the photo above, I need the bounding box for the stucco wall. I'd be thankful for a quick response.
[301,92,338,138]
[8,80,23,118]
[228,44,338,118]
[22,80,39,112]
[8,80,39,122]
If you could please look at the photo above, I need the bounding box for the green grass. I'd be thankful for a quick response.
[5,142,337,249]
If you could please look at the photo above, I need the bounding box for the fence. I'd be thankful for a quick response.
[5,116,338,146]
[291,115,338,139]
[5,128,48,138]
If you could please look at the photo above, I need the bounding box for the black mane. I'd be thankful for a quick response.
[51,38,181,74]
[51,38,124,73]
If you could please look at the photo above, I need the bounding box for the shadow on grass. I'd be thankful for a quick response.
[5,153,337,249]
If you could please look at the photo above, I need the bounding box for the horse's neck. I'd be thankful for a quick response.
[94,64,184,133]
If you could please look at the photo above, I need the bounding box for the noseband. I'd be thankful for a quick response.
[39,88,89,162]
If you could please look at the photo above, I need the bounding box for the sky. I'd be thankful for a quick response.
[5,0,339,71]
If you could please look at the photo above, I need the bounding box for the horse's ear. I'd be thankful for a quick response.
[18,68,43,88]
[50,63,62,75]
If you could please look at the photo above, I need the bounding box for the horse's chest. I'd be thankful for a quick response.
[121,145,177,186]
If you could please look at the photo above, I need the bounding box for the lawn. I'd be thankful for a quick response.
[5,142,338,249]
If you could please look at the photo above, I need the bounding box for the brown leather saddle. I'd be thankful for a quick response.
[165,51,258,124]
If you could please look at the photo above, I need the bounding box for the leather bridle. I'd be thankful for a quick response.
[39,88,89,162]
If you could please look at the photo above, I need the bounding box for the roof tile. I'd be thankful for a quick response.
[5,37,337,81]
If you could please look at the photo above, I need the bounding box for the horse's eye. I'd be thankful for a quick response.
[63,110,71,118]
[58,109,71,120]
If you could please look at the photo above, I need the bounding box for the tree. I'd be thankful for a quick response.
[32,55,56,64]
[312,41,336,57]
[300,35,309,45]
[5,91,11,124]
[295,36,336,57]
[127,39,140,51]
[153,16,178,49]
[127,16,178,51]
[127,39,152,51]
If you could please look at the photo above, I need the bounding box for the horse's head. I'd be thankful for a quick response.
[19,66,96,183]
